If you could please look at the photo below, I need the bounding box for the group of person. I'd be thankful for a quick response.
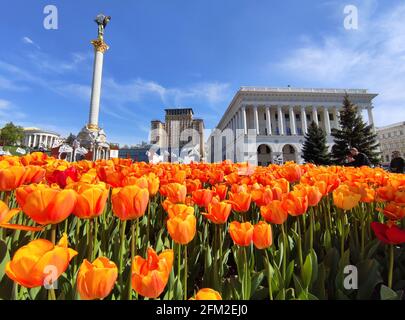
[344,148,404,173]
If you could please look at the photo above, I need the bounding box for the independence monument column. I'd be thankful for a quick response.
[76,14,111,161]
[88,14,110,130]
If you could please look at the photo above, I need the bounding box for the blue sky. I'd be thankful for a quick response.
[0,0,404,145]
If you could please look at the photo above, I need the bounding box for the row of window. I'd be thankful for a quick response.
[379,130,404,139]
[264,113,335,121]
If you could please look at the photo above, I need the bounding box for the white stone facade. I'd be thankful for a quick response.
[207,87,378,165]
[376,122,405,164]
[23,128,60,150]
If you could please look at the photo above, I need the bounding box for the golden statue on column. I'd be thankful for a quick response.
[76,14,111,161]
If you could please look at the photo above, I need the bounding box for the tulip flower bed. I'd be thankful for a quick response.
[0,152,405,300]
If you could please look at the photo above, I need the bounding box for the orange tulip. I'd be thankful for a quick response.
[202,198,232,224]
[23,165,46,185]
[379,202,405,221]
[16,184,76,225]
[394,189,405,205]
[146,173,160,196]
[251,187,274,207]
[167,207,196,244]
[253,221,272,249]
[190,288,222,300]
[282,190,309,216]
[132,247,174,298]
[0,165,26,191]
[212,184,228,201]
[192,189,214,208]
[70,182,109,219]
[0,200,42,231]
[112,185,149,220]
[163,183,187,204]
[296,185,323,207]
[77,257,118,300]
[229,221,253,246]
[228,191,251,213]
[5,233,77,288]
[167,203,194,218]
[376,182,399,202]
[333,185,361,211]
[260,200,288,225]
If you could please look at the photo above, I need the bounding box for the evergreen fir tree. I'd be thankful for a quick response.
[331,94,380,165]
[302,121,331,165]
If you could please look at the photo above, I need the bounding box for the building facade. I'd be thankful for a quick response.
[376,122,405,164]
[23,128,60,150]
[207,87,377,165]
[118,143,151,162]
[150,108,205,162]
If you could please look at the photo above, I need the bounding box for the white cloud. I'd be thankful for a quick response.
[277,1,405,126]
[22,36,40,49]
[0,99,26,125]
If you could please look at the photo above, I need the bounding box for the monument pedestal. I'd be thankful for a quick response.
[77,125,110,161]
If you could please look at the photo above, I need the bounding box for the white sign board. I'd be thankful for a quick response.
[110,150,119,158]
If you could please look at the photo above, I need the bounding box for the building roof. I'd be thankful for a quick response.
[376,121,405,131]
[214,86,378,130]
[164,108,194,114]
[23,127,60,136]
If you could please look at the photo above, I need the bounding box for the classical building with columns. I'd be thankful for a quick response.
[23,128,60,150]
[207,87,377,165]
[376,122,405,164]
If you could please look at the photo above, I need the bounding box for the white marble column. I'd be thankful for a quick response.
[28,135,32,147]
[301,107,307,135]
[237,110,242,131]
[266,106,272,136]
[323,107,331,135]
[333,107,340,129]
[242,106,247,135]
[277,106,284,135]
[253,106,259,135]
[357,106,362,118]
[312,107,319,126]
[367,106,374,126]
[88,39,109,129]
[289,106,297,135]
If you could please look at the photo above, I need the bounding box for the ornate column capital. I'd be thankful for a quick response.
[91,39,109,53]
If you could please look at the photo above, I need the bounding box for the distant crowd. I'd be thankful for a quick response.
[344,148,404,173]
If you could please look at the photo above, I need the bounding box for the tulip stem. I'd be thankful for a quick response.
[264,250,273,300]
[119,219,127,293]
[11,282,18,300]
[50,224,56,245]
[361,219,365,260]
[219,224,223,281]
[146,201,151,250]
[87,219,93,261]
[296,219,303,270]
[340,210,345,258]
[309,208,314,252]
[177,244,181,299]
[280,223,287,282]
[388,244,394,289]
[184,245,188,300]
[129,218,139,300]
[93,217,98,260]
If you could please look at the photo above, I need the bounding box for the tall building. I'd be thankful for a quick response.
[207,87,377,165]
[150,108,205,162]
[376,122,405,164]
